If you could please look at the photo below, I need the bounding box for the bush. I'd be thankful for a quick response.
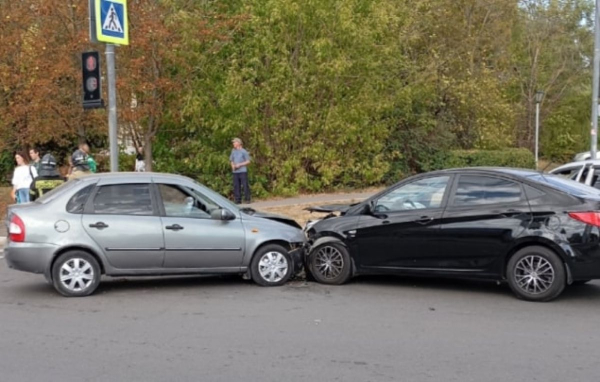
[440,149,535,170]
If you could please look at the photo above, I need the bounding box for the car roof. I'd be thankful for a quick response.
[550,160,600,173]
[74,172,191,182]
[420,167,540,178]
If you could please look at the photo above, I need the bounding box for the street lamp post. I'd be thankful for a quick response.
[534,90,544,169]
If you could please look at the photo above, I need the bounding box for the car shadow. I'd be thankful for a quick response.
[344,274,600,301]
[96,274,250,294]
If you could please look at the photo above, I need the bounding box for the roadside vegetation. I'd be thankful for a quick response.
[0,0,593,199]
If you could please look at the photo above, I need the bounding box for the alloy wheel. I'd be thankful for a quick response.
[314,245,345,280]
[514,255,555,295]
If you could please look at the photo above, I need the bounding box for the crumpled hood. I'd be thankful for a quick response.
[304,204,355,214]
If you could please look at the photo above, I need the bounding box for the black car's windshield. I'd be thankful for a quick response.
[528,173,600,197]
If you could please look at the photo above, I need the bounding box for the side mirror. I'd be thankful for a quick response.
[363,200,375,215]
[211,208,236,221]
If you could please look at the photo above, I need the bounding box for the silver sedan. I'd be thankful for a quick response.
[4,173,305,297]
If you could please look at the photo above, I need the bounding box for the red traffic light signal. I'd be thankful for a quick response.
[82,51,104,109]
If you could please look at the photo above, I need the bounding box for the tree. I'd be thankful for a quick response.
[116,0,240,171]
[0,0,105,156]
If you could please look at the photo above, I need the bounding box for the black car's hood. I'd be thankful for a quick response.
[242,208,302,229]
[305,204,355,214]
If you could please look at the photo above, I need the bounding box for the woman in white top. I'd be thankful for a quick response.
[11,152,37,204]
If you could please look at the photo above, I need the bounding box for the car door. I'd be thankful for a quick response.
[354,175,452,269]
[551,163,586,182]
[81,181,165,269]
[156,182,245,269]
[438,174,532,274]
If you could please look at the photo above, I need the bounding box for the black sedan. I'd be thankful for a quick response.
[304,168,600,301]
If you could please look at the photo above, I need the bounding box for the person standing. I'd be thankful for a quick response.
[29,148,41,175]
[229,137,251,204]
[69,143,92,179]
[11,152,37,204]
[135,146,146,172]
[80,142,97,173]
[29,154,66,201]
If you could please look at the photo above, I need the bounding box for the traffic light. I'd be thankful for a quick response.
[81,51,103,109]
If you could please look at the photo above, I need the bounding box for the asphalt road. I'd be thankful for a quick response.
[1,255,600,382]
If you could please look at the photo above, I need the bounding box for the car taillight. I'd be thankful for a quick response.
[9,215,25,242]
[568,212,600,227]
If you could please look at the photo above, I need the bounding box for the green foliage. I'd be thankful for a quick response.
[441,149,536,170]
[0,0,593,196]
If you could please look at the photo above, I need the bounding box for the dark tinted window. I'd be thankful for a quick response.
[93,184,154,215]
[527,174,600,197]
[453,175,522,206]
[66,185,95,214]
[523,185,546,201]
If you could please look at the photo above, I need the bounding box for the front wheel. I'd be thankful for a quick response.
[308,241,352,285]
[250,244,293,286]
[51,251,101,297]
[506,246,565,302]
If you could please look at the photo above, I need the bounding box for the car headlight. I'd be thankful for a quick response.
[304,219,320,233]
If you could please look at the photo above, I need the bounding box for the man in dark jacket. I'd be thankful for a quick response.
[30,154,66,201]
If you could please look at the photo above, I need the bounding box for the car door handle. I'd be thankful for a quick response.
[89,222,109,229]
[414,216,434,224]
[166,224,184,231]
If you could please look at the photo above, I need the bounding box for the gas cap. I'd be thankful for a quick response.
[54,220,70,233]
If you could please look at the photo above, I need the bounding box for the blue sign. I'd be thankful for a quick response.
[95,0,129,45]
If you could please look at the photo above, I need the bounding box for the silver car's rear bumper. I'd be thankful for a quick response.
[4,242,58,275]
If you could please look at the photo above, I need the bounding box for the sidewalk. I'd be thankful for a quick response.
[244,191,374,209]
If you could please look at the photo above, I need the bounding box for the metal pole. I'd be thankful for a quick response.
[591,0,600,160]
[105,44,119,172]
[535,102,540,169]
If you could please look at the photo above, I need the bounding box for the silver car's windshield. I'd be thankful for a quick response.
[36,179,81,204]
[528,174,600,197]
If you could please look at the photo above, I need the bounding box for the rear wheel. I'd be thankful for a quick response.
[308,241,352,285]
[52,251,101,297]
[507,246,565,302]
[250,244,293,286]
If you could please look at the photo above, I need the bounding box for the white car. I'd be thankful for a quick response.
[549,160,600,188]
[573,151,600,161]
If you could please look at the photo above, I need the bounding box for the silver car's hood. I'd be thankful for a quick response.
[239,208,301,229]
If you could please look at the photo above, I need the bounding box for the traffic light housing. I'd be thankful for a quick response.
[81,51,104,109]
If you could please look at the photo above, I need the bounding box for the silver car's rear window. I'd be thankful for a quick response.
[36,179,81,204]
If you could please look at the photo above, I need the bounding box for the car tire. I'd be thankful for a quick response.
[52,251,101,297]
[250,244,293,287]
[507,246,565,302]
[308,241,352,285]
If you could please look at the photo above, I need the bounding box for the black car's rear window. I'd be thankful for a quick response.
[527,174,600,197]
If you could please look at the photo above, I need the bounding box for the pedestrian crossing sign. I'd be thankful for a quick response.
[95,0,129,45]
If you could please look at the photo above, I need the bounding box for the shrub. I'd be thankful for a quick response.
[440,149,535,170]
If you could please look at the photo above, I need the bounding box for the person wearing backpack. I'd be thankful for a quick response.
[11,152,37,204]
[80,142,97,173]
[29,147,41,175]
[29,154,66,201]
[68,144,92,179]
